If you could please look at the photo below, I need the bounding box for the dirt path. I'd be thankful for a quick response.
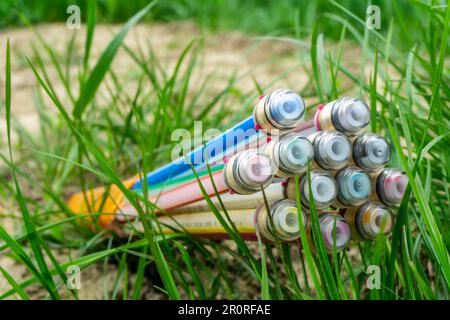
[0,22,316,143]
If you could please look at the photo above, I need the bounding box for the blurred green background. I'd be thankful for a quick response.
[1,0,425,47]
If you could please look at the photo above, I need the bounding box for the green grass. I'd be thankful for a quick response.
[0,1,428,46]
[0,0,449,299]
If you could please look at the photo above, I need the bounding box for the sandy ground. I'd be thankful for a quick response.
[0,22,310,140]
[0,22,364,299]
[0,22,363,144]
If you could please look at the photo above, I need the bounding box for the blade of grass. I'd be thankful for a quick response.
[4,38,62,300]
[82,0,97,75]
[293,174,324,299]
[0,266,30,300]
[74,1,158,118]
[131,246,148,300]
[386,118,450,289]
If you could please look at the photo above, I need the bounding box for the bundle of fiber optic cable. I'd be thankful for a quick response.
[67,88,407,252]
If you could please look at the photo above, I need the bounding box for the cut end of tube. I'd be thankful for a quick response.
[354,134,391,170]
[225,150,275,194]
[383,171,408,205]
[314,132,351,170]
[320,214,351,252]
[254,88,306,132]
[302,171,337,209]
[271,199,303,241]
[357,202,394,240]
[337,167,372,206]
[332,97,370,135]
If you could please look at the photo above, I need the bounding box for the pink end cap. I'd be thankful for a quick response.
[385,174,408,200]
[314,104,324,131]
